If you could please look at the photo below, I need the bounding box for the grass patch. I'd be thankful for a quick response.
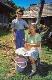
[0,31,52,80]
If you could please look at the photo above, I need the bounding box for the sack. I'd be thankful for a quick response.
[15,56,27,72]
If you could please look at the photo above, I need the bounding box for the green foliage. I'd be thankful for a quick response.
[7,1,17,22]
[3,0,18,22]
[0,31,52,80]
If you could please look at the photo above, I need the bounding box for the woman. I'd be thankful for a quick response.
[24,24,41,76]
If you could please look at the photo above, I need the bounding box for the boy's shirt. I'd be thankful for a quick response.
[26,33,41,44]
[11,19,28,31]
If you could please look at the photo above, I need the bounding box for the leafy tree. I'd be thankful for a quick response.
[3,0,18,22]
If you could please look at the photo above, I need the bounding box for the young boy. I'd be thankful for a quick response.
[11,8,28,49]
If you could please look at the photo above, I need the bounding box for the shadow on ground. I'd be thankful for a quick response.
[37,62,52,77]
[22,61,52,77]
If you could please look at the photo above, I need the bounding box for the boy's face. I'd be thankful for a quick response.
[16,11,23,18]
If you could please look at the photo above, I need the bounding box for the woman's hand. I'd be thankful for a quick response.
[24,43,31,50]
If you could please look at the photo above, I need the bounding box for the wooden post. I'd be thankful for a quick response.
[36,0,45,29]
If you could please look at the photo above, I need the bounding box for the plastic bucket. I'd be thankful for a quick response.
[15,56,27,72]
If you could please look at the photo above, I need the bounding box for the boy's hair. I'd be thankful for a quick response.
[16,8,23,15]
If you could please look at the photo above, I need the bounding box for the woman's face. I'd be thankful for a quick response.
[29,26,36,35]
